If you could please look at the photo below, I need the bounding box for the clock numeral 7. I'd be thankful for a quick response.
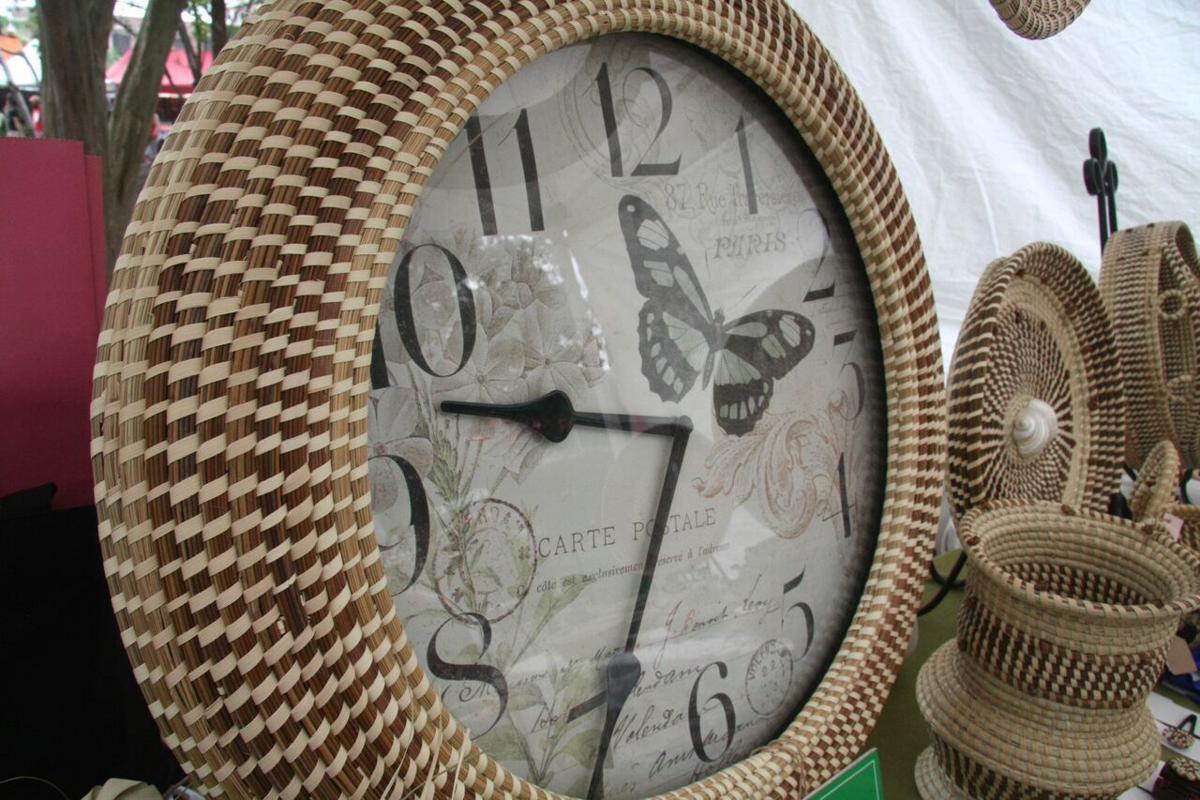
[781,568,815,657]
[427,613,508,737]
[467,109,545,236]
[373,242,478,383]
[367,454,430,594]
[687,661,735,763]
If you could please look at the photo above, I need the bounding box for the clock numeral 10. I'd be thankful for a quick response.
[467,110,545,236]
[595,63,681,177]
[367,454,430,594]
[687,661,735,763]
[427,613,508,737]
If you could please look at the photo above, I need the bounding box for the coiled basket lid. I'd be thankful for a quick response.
[946,243,1125,524]
[988,0,1091,39]
[1100,222,1200,470]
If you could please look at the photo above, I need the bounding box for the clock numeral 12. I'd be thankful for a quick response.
[595,63,681,177]
[427,613,508,737]
[687,661,735,762]
[467,110,544,236]
[367,454,430,594]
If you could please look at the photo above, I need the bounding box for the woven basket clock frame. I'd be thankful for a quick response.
[91,2,946,797]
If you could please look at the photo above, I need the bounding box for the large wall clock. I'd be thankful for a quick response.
[91,2,946,798]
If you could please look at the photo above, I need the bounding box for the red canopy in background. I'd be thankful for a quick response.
[105,47,213,95]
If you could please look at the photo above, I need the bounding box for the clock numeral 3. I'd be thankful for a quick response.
[392,243,477,377]
[428,613,509,737]
[782,569,815,657]
[467,110,545,235]
[595,63,681,177]
[687,661,735,762]
[367,454,430,593]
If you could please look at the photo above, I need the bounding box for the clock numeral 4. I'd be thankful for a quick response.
[367,454,430,594]
[595,63,681,178]
[687,661,735,763]
[427,613,509,737]
[467,109,545,235]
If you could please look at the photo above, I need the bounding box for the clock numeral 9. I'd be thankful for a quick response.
[782,569,815,657]
[687,661,735,763]
[467,110,544,236]
[595,63,681,177]
[427,613,509,737]
[367,454,430,594]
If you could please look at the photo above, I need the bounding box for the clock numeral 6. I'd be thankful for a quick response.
[427,613,509,737]
[373,243,478,382]
[367,454,430,594]
[687,661,735,762]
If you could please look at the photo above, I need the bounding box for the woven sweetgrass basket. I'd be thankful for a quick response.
[946,244,1125,525]
[89,1,947,798]
[1100,223,1200,471]
[916,501,1200,799]
[1130,440,1182,523]
[988,0,1091,39]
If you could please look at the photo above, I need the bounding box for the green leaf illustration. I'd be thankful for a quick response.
[559,727,601,768]
[507,680,547,714]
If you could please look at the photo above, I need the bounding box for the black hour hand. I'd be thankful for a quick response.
[440,390,690,442]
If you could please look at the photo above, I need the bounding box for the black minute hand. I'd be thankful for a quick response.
[440,389,684,442]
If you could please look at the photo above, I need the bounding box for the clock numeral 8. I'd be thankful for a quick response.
[688,661,735,762]
[367,454,430,594]
[428,613,509,737]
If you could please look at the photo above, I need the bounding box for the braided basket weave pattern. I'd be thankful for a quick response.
[90,1,947,798]
[946,243,1125,525]
[988,0,1091,39]
[916,502,1200,799]
[1130,441,1182,523]
[1100,223,1200,471]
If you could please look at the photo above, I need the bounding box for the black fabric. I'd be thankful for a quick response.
[0,505,182,798]
[0,483,57,519]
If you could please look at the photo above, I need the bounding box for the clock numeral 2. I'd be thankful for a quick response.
[595,63,681,177]
[467,109,545,235]
[688,661,735,762]
[427,613,508,737]
[367,454,430,594]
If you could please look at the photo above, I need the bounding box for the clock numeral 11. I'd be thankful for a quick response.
[467,110,544,236]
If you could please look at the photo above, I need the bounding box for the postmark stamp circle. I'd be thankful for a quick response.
[434,498,538,623]
[745,638,794,717]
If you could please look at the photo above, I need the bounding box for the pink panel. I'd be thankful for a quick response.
[0,139,107,508]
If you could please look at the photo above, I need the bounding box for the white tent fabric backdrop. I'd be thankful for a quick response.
[790,1,1199,370]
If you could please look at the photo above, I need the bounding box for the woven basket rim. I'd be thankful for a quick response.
[960,501,1200,619]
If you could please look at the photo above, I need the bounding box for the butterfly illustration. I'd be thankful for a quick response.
[619,195,816,436]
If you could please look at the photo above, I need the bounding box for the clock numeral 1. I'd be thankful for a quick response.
[782,568,815,656]
[595,63,681,178]
[735,114,758,215]
[393,243,477,377]
[687,661,735,763]
[467,109,545,236]
[427,613,508,737]
[367,454,430,593]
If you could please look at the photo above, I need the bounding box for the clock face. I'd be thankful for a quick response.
[368,32,886,799]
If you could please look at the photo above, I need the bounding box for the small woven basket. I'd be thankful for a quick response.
[916,501,1200,799]
[988,0,1091,39]
[1131,441,1183,523]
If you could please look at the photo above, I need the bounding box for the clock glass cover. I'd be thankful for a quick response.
[368,32,886,799]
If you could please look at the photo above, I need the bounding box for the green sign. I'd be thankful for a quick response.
[807,750,884,800]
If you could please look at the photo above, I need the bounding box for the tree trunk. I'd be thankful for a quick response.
[211,0,227,55]
[178,18,202,86]
[37,0,114,156]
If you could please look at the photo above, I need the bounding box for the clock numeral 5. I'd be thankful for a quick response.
[373,242,478,382]
[467,110,544,236]
[595,63,681,178]
[427,613,509,737]
[367,454,430,594]
[687,661,735,763]
[781,569,815,657]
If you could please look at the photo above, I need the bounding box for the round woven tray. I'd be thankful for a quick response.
[1100,223,1200,470]
[988,0,1091,39]
[946,244,1125,524]
[1131,441,1182,523]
